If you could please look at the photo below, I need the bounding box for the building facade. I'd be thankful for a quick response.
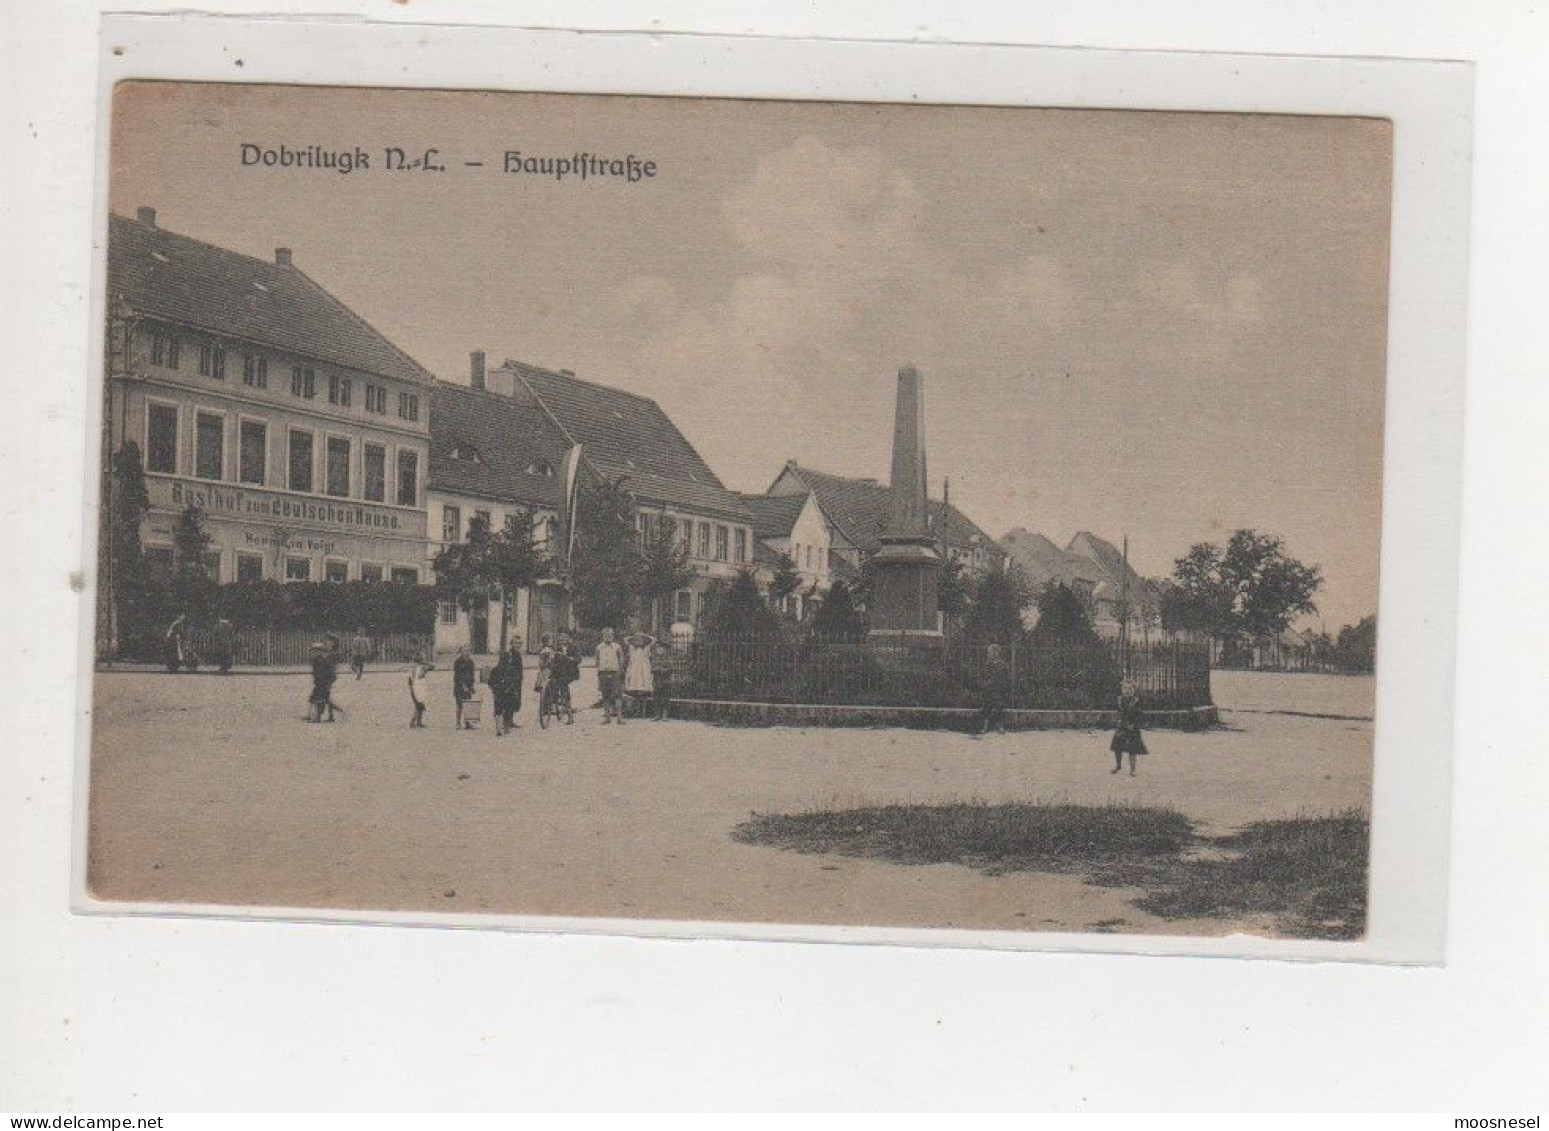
[426,356,569,655]
[739,491,837,620]
[485,358,756,631]
[103,209,433,602]
[766,461,1003,576]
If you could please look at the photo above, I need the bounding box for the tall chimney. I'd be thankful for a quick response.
[136,206,156,227]
[470,350,486,391]
[274,247,293,268]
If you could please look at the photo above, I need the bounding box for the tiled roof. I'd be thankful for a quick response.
[507,362,751,522]
[752,538,784,567]
[737,492,808,540]
[428,381,570,509]
[780,463,1003,557]
[1000,527,1160,614]
[107,212,434,386]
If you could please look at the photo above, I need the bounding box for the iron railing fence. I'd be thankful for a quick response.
[667,638,1211,711]
[124,626,434,669]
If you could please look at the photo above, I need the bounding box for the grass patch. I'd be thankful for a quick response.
[732,802,1368,940]
[734,801,1195,877]
[1133,809,1369,940]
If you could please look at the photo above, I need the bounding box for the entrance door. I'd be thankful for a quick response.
[468,596,489,654]
[527,586,566,648]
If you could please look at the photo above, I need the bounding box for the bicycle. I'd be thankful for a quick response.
[537,680,575,729]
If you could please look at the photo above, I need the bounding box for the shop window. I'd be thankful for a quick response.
[324,560,348,584]
[236,553,264,583]
[390,566,418,585]
[359,563,383,584]
[285,557,311,583]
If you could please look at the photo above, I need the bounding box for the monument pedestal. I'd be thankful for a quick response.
[867,536,943,642]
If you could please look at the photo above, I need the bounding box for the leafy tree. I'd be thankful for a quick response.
[107,442,151,590]
[937,558,971,617]
[809,578,865,642]
[1028,581,1102,647]
[704,569,780,641]
[569,475,643,630]
[767,551,803,612]
[1334,614,1377,673]
[961,563,1032,646]
[432,511,552,651]
[1162,529,1323,655]
[635,510,696,630]
[169,503,216,616]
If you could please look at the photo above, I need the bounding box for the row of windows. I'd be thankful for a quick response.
[147,330,417,420]
[440,506,560,547]
[791,541,824,573]
[145,401,420,506]
[145,546,419,585]
[637,513,749,564]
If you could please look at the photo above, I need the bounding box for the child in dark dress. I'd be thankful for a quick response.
[1111,679,1148,776]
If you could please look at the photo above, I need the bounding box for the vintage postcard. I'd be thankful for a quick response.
[76,35,1468,960]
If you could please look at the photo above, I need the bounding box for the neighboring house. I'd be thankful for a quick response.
[737,491,836,620]
[426,353,569,655]
[1000,527,1162,641]
[480,357,756,630]
[101,209,433,610]
[765,461,1003,576]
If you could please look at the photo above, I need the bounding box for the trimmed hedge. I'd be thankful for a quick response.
[110,578,436,661]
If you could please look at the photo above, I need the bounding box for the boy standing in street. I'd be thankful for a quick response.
[595,627,625,725]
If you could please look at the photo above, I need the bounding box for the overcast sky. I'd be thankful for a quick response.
[110,83,1391,629]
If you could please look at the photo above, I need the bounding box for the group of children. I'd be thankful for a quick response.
[393,624,681,732]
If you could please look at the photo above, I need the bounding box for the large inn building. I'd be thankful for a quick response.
[102,209,434,590]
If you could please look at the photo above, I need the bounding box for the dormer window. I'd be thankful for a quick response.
[450,443,483,464]
[526,460,554,477]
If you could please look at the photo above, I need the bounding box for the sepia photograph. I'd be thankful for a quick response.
[86,79,1394,945]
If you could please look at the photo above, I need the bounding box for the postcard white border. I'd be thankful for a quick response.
[72,15,1473,966]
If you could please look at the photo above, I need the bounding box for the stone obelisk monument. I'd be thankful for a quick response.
[868,365,942,640]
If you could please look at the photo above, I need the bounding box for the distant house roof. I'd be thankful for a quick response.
[504,362,751,523]
[1001,527,1160,614]
[106,212,434,386]
[428,381,569,509]
[737,492,808,540]
[775,462,1002,557]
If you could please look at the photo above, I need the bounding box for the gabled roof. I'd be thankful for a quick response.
[504,362,751,523]
[737,492,809,540]
[776,463,1002,557]
[1000,527,1160,614]
[428,382,570,509]
[1001,527,1106,591]
[107,212,434,386]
